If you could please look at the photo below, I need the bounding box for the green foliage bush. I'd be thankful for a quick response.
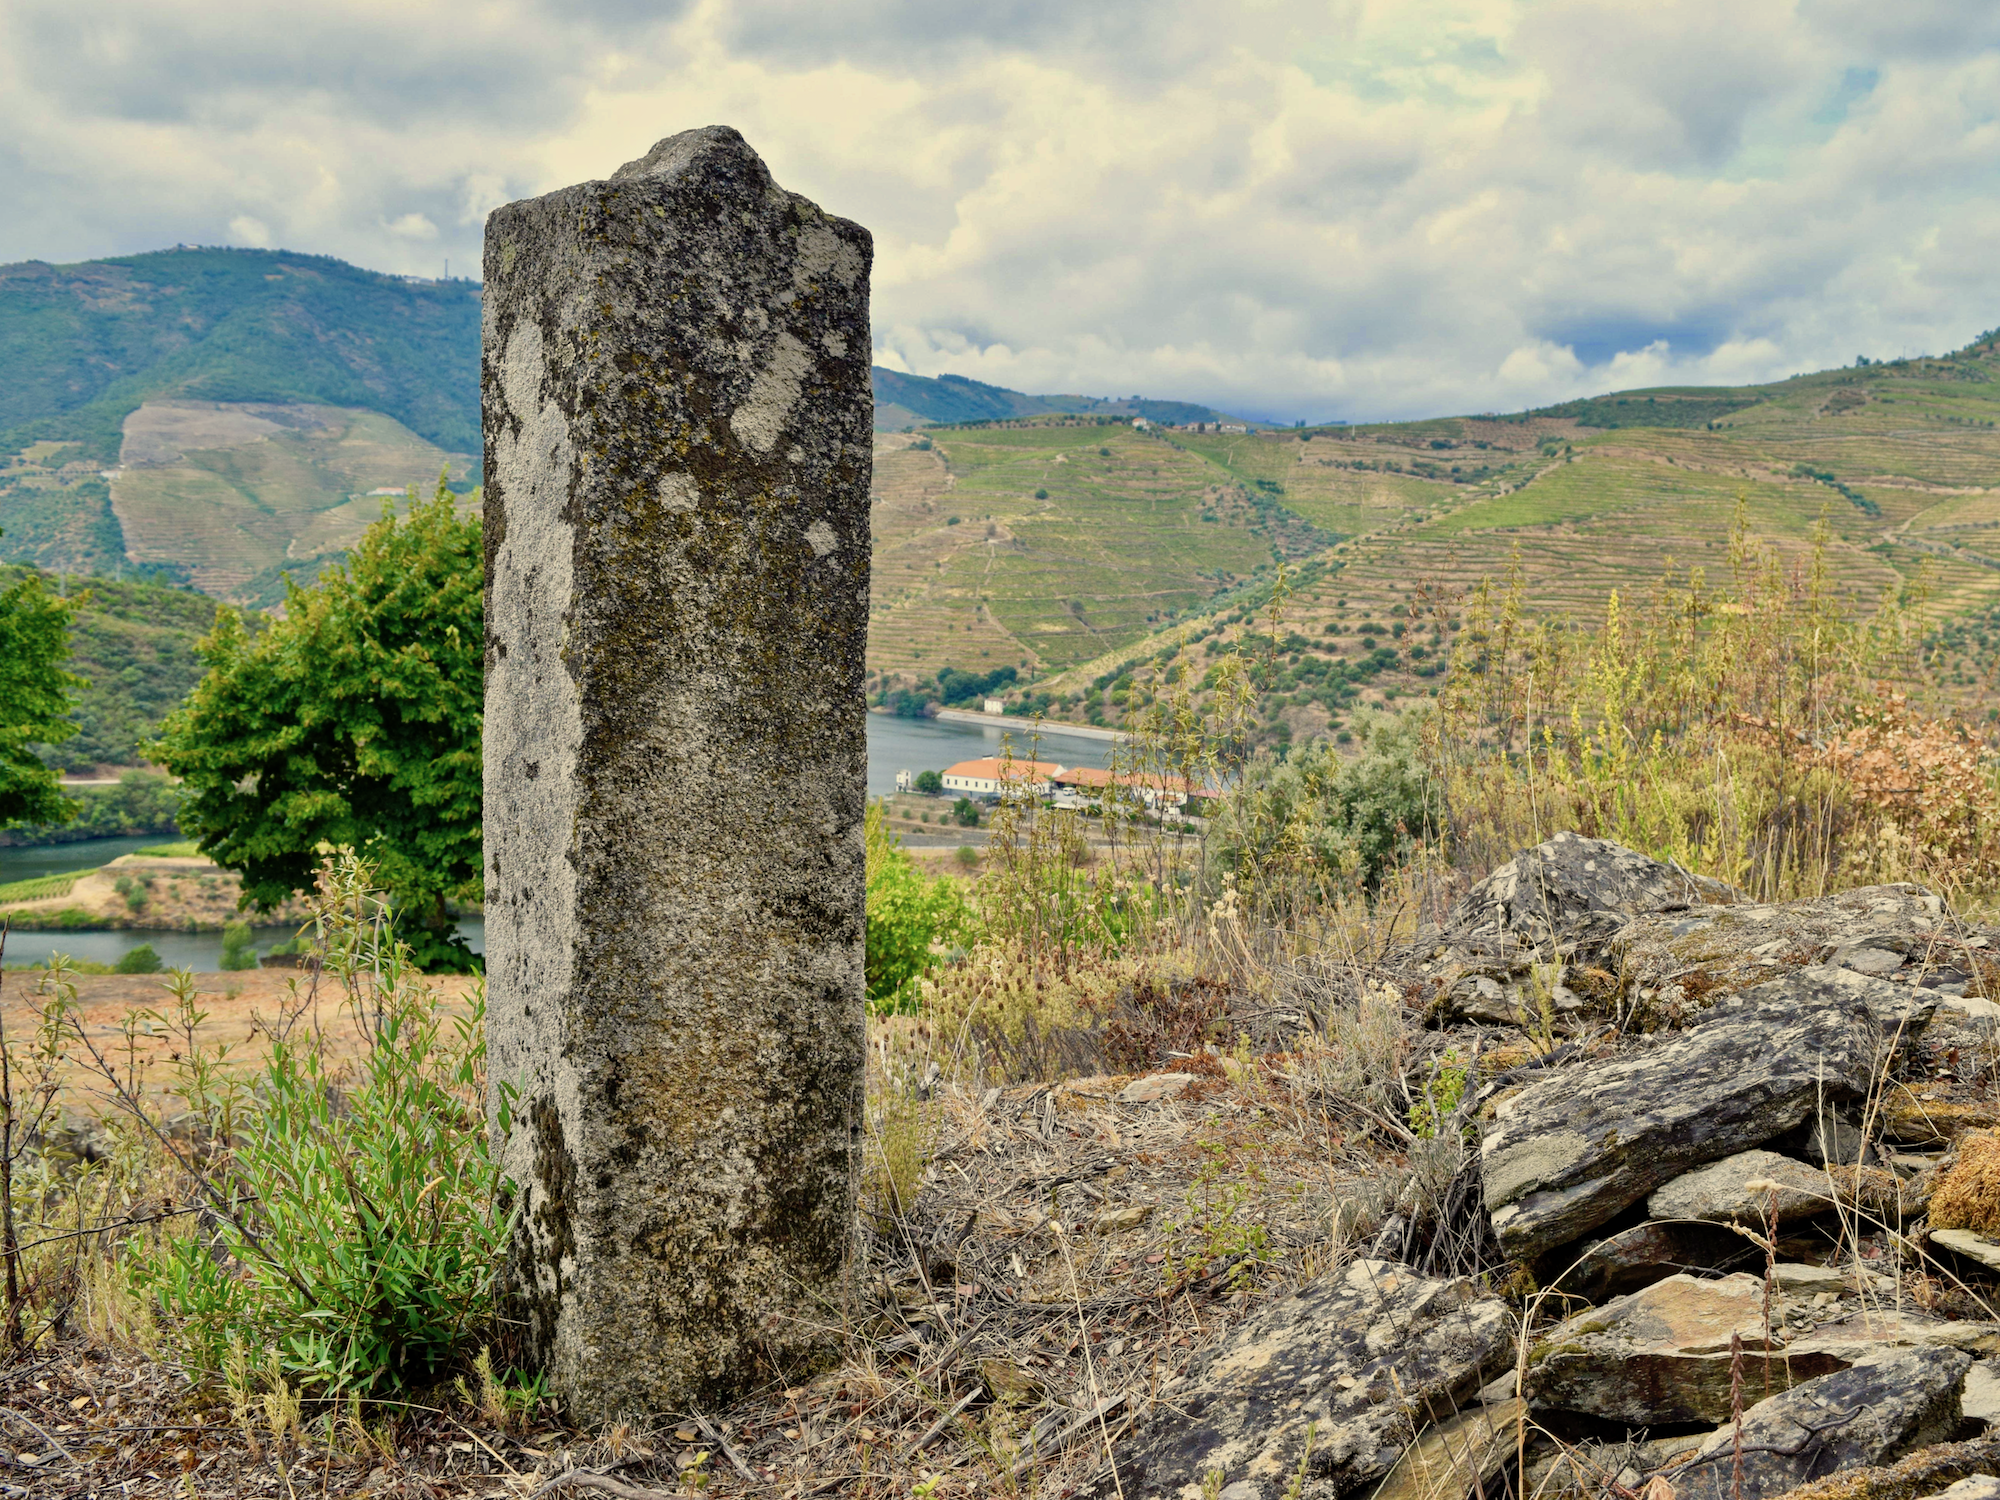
[112,849,510,1393]
[914,769,944,795]
[113,942,162,973]
[218,919,257,970]
[1204,716,1434,900]
[952,797,982,827]
[0,770,185,848]
[0,566,81,827]
[866,805,971,1014]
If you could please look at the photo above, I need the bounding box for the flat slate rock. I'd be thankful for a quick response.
[1443,832,1701,953]
[1526,1273,1846,1426]
[1672,1347,1971,1500]
[1610,882,1958,1018]
[1101,1260,1512,1500]
[1932,1228,2000,1274]
[1482,965,1925,1262]
[1925,1481,2000,1500]
[1555,1220,1753,1303]
[1648,1148,1836,1225]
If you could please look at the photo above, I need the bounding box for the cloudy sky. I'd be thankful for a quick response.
[4,0,1996,422]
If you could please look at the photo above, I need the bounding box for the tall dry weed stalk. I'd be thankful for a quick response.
[1431,502,1998,902]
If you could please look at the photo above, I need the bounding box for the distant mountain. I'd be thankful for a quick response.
[871,367,1236,431]
[0,247,480,463]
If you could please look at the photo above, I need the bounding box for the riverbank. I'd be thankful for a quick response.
[0,852,314,932]
[927,707,1127,742]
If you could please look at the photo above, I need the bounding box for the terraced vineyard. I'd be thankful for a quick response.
[877,329,2000,738]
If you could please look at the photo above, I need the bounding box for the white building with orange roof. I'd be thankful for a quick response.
[1051,766,1211,813]
[940,756,1066,800]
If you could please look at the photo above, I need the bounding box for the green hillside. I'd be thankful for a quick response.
[0,247,480,463]
[875,329,2000,748]
[0,565,218,770]
[870,368,1236,431]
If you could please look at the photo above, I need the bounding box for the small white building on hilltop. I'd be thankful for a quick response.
[941,757,1065,799]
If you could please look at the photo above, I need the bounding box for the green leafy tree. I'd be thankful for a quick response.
[952,797,981,827]
[152,477,482,971]
[914,769,944,795]
[0,560,83,828]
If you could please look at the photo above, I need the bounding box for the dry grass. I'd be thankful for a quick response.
[1928,1128,2000,1234]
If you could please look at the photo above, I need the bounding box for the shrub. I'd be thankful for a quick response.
[1204,715,1433,905]
[113,943,163,974]
[104,848,511,1393]
[952,797,981,827]
[218,919,257,970]
[0,770,184,848]
[1432,505,1997,902]
[866,805,972,1014]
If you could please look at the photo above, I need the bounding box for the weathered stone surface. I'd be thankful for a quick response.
[1119,1073,1198,1103]
[1370,1398,1523,1500]
[1923,1479,2000,1500]
[1672,1348,1971,1500]
[1887,1097,2000,1145]
[1610,883,1956,1019]
[1103,1260,1512,1500]
[1934,1228,2000,1274]
[1482,967,1916,1261]
[1526,1273,1848,1426]
[1789,1312,2000,1363]
[1649,1149,1836,1226]
[1092,1205,1152,1233]
[1556,1221,1754,1303]
[1443,833,1703,953]
[1959,1360,2000,1426]
[1770,1262,1896,1296]
[1764,1436,2000,1500]
[482,125,872,1419]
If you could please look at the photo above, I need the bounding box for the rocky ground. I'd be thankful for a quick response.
[10,833,2000,1500]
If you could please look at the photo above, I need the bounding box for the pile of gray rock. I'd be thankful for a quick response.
[1101,834,2000,1500]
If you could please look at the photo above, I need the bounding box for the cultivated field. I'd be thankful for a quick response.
[872,330,2000,735]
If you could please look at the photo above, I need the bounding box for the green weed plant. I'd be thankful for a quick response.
[99,847,513,1393]
[865,804,972,1014]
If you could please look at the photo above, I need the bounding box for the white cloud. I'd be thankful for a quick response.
[1,0,1996,420]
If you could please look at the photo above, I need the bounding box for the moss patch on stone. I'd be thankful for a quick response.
[1930,1129,2000,1234]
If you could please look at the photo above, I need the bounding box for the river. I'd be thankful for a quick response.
[0,713,1103,969]
[864,711,1116,795]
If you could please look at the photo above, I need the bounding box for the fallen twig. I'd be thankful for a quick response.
[526,1472,676,1500]
[904,1387,983,1458]
[691,1410,760,1485]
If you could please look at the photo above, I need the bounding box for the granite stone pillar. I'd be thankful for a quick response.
[481,125,871,1420]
